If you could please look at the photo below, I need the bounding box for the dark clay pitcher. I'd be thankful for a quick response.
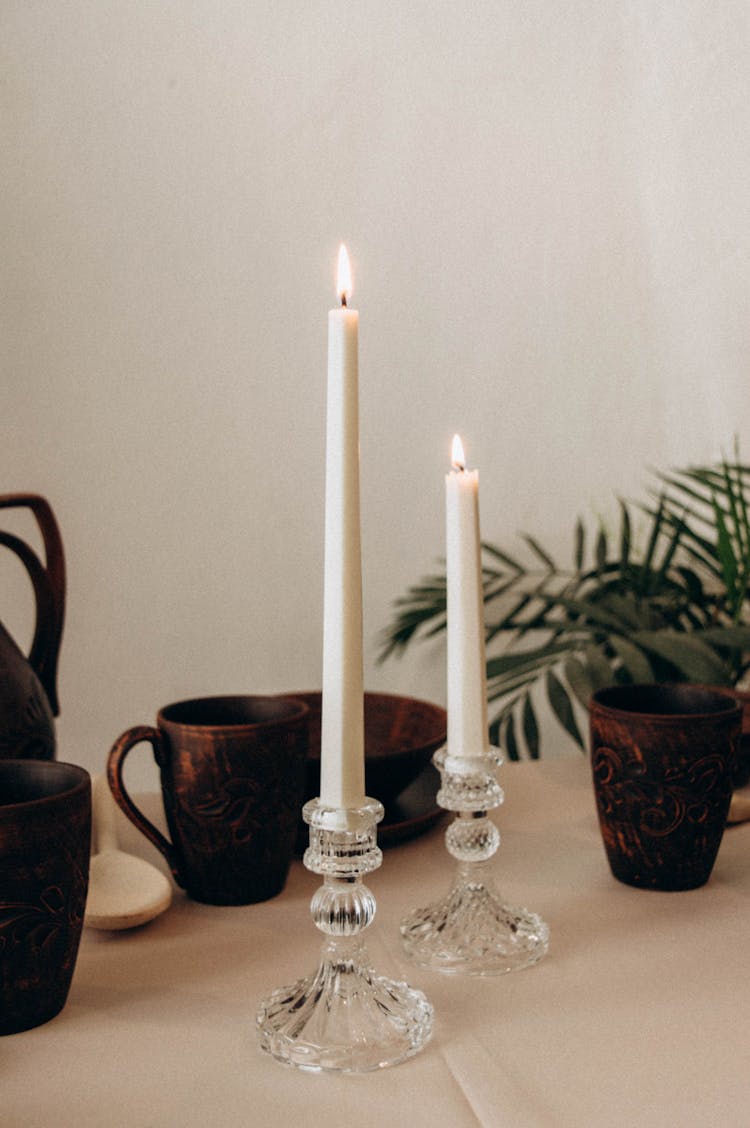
[0,494,65,760]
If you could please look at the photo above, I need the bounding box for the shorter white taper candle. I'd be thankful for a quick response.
[445,434,490,758]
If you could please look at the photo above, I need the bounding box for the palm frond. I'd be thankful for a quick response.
[380,453,750,757]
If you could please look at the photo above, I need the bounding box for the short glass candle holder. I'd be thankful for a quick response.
[257,796,433,1072]
[400,746,549,976]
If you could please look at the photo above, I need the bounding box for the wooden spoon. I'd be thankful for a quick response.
[85,774,172,930]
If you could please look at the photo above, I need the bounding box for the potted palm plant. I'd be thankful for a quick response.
[381,456,750,759]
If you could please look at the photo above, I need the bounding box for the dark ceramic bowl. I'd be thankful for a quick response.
[286,691,447,807]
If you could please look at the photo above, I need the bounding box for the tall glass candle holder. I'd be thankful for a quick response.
[257,795,433,1072]
[400,745,549,976]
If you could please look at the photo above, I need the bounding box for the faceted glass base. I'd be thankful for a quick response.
[400,864,549,976]
[257,936,433,1072]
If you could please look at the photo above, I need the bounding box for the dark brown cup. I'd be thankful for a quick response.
[107,696,309,905]
[0,760,91,1034]
[589,684,742,891]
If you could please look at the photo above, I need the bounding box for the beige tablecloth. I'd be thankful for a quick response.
[5,758,749,1128]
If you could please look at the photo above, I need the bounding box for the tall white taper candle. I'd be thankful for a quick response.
[445,434,490,758]
[320,245,366,808]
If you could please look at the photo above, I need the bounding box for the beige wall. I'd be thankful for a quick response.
[3,2,748,789]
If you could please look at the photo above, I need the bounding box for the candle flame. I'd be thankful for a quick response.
[337,244,352,307]
[451,434,466,471]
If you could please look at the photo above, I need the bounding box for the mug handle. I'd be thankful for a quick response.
[107,725,181,885]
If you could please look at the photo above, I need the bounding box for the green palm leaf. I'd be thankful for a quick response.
[381,453,750,757]
[629,630,731,684]
[547,670,584,749]
[522,694,540,760]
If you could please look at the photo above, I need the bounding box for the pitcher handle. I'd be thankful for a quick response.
[0,493,65,715]
[107,725,182,885]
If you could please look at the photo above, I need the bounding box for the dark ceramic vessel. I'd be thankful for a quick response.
[0,760,90,1034]
[589,684,742,891]
[693,685,750,787]
[108,696,309,905]
[291,691,447,807]
[0,494,65,761]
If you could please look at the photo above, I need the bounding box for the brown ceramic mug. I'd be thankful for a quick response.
[589,684,742,891]
[0,760,91,1034]
[107,696,309,905]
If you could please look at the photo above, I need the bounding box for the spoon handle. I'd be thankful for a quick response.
[92,773,119,854]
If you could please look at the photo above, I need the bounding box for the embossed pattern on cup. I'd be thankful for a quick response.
[108,696,309,905]
[0,760,90,1034]
[589,684,742,891]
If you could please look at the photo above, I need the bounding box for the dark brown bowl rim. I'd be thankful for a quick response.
[0,759,90,813]
[590,683,743,723]
[286,690,447,761]
[158,694,310,732]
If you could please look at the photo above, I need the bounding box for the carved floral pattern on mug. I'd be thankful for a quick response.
[0,885,70,952]
[593,746,729,838]
[190,777,269,844]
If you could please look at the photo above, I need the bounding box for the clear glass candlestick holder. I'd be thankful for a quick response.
[400,746,549,976]
[257,796,433,1072]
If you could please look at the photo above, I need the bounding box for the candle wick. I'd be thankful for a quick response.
[340,294,347,308]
